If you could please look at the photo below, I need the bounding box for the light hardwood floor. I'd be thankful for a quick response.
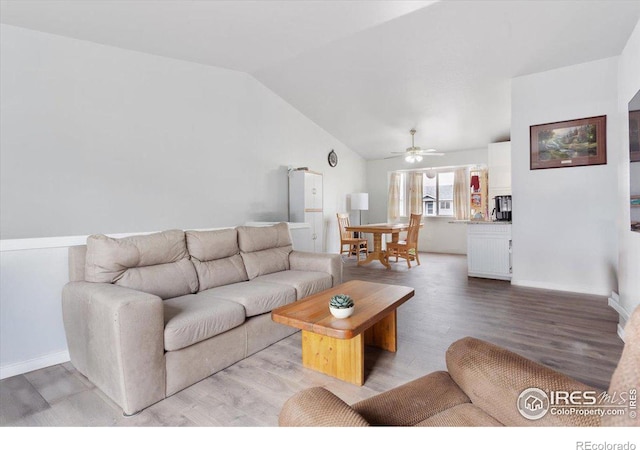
[0,253,624,427]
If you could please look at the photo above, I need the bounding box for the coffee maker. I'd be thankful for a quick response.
[493,195,512,221]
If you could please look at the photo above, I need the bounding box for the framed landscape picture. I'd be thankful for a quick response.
[530,115,607,170]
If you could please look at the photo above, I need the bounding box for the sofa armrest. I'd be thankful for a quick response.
[62,281,165,415]
[446,337,601,426]
[289,251,343,286]
[279,387,369,426]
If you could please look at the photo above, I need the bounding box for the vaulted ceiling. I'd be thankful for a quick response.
[2,0,640,160]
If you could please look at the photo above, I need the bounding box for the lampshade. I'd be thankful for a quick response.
[351,193,369,211]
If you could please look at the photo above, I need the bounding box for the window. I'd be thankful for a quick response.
[423,171,454,217]
[426,202,434,215]
[391,170,455,218]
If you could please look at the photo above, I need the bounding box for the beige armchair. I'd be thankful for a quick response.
[279,305,639,427]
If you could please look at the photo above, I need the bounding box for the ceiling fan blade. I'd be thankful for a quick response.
[387,129,443,158]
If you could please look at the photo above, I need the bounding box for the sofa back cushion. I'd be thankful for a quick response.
[237,223,293,279]
[85,229,199,299]
[186,228,249,291]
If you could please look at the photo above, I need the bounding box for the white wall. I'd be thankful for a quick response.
[0,25,366,377]
[511,57,620,296]
[366,147,488,254]
[0,25,366,252]
[617,19,640,320]
[0,245,70,378]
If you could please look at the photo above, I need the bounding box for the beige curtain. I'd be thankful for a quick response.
[388,172,401,220]
[453,167,470,220]
[409,172,423,215]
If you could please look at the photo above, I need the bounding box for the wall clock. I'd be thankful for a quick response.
[328,150,338,167]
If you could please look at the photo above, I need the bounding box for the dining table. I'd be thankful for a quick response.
[345,222,423,269]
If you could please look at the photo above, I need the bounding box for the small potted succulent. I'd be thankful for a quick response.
[329,294,355,318]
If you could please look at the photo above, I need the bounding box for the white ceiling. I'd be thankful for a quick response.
[2,0,640,160]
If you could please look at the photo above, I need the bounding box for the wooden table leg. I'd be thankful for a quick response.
[364,310,397,352]
[301,330,364,385]
[358,232,390,268]
[300,311,398,385]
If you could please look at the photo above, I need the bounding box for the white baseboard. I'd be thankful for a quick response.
[510,278,610,297]
[617,324,625,341]
[0,350,70,380]
[608,291,630,342]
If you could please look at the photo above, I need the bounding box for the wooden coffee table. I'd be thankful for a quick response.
[271,280,414,385]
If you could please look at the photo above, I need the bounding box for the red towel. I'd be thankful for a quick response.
[470,175,480,191]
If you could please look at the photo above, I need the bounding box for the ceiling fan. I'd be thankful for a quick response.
[386,128,444,162]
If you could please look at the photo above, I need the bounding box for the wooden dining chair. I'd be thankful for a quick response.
[386,213,422,268]
[337,213,368,261]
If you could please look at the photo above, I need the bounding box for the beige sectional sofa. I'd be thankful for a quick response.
[62,222,342,415]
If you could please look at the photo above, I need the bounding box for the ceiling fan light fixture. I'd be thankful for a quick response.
[388,128,442,161]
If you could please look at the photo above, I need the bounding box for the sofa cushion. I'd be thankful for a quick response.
[240,247,292,280]
[163,290,246,351]
[237,223,293,279]
[117,258,200,300]
[237,222,292,253]
[252,270,332,300]
[186,229,249,290]
[85,230,198,299]
[207,281,296,317]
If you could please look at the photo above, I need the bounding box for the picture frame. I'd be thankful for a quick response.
[530,115,607,170]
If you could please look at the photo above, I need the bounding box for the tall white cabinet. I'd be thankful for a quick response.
[289,170,324,252]
[488,141,512,202]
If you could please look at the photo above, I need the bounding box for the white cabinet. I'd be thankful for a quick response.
[467,223,512,280]
[488,142,512,202]
[289,170,324,252]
